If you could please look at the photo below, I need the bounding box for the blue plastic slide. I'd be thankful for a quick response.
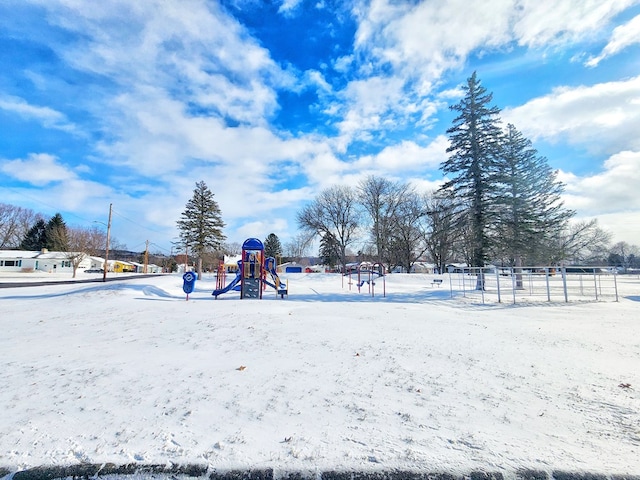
[212,271,242,298]
[264,257,288,297]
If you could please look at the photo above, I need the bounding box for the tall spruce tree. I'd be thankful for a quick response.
[440,72,503,288]
[45,213,69,251]
[319,232,340,269]
[494,124,574,267]
[176,181,226,279]
[20,218,47,250]
[264,233,282,259]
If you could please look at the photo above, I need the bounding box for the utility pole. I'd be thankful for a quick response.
[103,203,112,283]
[144,240,149,274]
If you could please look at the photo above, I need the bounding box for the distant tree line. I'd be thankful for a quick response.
[297,73,633,275]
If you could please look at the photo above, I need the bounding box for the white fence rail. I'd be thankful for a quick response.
[447,266,618,303]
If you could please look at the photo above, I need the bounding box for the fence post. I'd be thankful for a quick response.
[545,267,551,302]
[593,268,598,301]
[561,267,568,302]
[461,271,466,297]
[496,268,501,303]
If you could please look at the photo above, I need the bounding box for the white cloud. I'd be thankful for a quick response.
[583,211,640,245]
[355,0,490,83]
[333,55,354,73]
[408,177,445,195]
[353,0,633,82]
[333,75,441,146]
[354,135,449,172]
[33,0,290,126]
[512,0,634,47]
[503,75,640,154]
[336,76,404,138]
[562,151,640,214]
[340,0,635,153]
[0,95,75,132]
[0,153,114,218]
[235,217,290,242]
[560,151,640,244]
[1,153,76,186]
[586,13,640,66]
[278,0,302,16]
[345,0,638,150]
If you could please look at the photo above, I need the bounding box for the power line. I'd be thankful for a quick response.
[111,208,173,235]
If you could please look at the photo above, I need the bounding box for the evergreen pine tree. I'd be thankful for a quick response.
[440,72,503,286]
[319,232,340,269]
[45,213,69,251]
[264,233,282,259]
[176,181,226,279]
[20,219,47,250]
[494,124,575,266]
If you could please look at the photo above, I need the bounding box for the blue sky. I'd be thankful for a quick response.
[1,0,640,255]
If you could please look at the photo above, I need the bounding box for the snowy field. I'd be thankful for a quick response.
[0,272,639,476]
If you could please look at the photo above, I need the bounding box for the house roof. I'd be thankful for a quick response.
[223,255,242,266]
[0,250,88,260]
[0,250,39,259]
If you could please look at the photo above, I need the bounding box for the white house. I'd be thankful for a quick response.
[88,256,107,270]
[130,262,162,273]
[0,249,92,274]
[0,250,40,272]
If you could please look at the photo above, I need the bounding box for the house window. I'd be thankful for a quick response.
[2,260,19,267]
[62,261,71,268]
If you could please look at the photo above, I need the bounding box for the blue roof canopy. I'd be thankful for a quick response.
[242,238,264,251]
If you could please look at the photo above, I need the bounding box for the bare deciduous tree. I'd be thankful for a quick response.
[549,219,612,264]
[386,191,429,273]
[297,185,361,272]
[608,241,639,271]
[0,203,43,249]
[283,232,314,262]
[423,192,457,273]
[65,226,108,278]
[358,175,412,269]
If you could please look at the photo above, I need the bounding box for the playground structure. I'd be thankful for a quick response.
[212,238,288,299]
[344,262,386,297]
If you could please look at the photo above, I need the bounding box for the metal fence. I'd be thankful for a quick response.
[446,266,619,303]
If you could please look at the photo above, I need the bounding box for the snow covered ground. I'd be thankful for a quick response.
[1,272,639,476]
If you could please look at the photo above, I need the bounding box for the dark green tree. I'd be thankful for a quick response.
[440,72,503,288]
[45,213,69,251]
[20,218,48,250]
[264,233,283,259]
[493,123,574,270]
[318,232,340,269]
[176,181,226,279]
